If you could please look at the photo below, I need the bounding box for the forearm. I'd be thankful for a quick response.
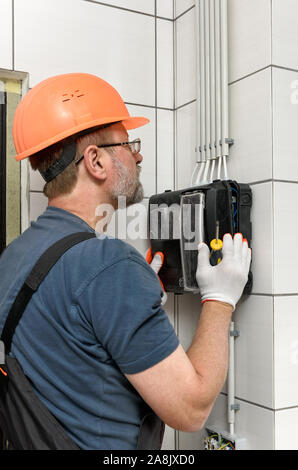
[186,300,233,410]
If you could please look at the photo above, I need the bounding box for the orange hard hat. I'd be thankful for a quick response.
[13,73,150,161]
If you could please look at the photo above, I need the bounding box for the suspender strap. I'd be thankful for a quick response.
[1,232,96,353]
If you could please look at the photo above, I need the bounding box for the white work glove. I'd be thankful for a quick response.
[196,233,252,312]
[146,247,168,306]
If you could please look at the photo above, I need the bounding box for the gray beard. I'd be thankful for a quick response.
[110,155,144,207]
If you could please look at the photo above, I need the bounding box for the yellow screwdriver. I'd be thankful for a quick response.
[210,221,223,266]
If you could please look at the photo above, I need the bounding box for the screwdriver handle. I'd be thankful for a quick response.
[210,238,223,266]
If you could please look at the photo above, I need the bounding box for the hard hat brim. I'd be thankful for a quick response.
[14,115,149,161]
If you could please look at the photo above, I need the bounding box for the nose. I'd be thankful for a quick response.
[135,152,143,164]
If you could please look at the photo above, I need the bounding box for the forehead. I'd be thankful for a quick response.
[107,122,129,141]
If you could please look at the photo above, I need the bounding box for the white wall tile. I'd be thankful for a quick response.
[228,0,271,83]
[92,0,154,15]
[274,296,298,409]
[178,428,203,450]
[272,0,298,70]
[29,166,44,192]
[177,293,201,351]
[275,408,298,450]
[175,0,194,18]
[164,293,175,330]
[118,198,150,256]
[29,192,48,221]
[250,182,274,294]
[14,0,155,106]
[0,0,12,70]
[229,68,272,184]
[175,101,197,190]
[157,0,174,19]
[274,183,298,294]
[177,295,274,410]
[175,7,196,107]
[157,19,174,109]
[157,109,174,193]
[233,295,274,408]
[126,104,156,198]
[273,68,298,181]
[161,425,175,450]
[205,394,274,450]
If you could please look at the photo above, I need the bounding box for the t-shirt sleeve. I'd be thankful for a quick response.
[79,254,180,374]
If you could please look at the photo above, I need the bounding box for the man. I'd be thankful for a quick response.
[0,73,251,450]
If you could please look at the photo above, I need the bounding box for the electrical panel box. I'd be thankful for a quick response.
[204,426,247,450]
[149,179,253,295]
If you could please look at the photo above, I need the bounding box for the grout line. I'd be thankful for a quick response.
[228,65,272,86]
[12,0,14,70]
[83,0,173,21]
[249,179,298,186]
[175,98,197,111]
[222,391,298,413]
[248,179,272,186]
[270,0,276,418]
[174,293,179,450]
[124,101,174,112]
[83,0,154,18]
[155,0,158,195]
[267,179,298,185]
[251,293,298,297]
[173,5,177,191]
[175,4,195,21]
[229,64,298,88]
[83,0,196,22]
[219,392,272,413]
[272,63,298,74]
[176,64,298,112]
[172,10,179,453]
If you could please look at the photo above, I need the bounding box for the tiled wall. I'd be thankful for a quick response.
[1,0,176,450]
[175,0,298,450]
[2,0,298,450]
[12,0,173,221]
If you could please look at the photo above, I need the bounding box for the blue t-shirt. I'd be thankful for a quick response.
[0,206,179,450]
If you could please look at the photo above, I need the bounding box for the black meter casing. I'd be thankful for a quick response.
[148,180,253,295]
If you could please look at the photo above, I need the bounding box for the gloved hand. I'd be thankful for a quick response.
[146,247,168,306]
[196,233,252,312]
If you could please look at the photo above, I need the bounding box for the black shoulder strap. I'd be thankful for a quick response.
[1,232,96,354]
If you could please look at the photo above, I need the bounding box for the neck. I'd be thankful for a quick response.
[48,191,117,231]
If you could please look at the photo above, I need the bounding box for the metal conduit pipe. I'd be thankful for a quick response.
[221,0,229,180]
[214,0,222,179]
[209,0,216,183]
[194,0,205,186]
[193,0,231,187]
[202,0,211,184]
[228,322,236,436]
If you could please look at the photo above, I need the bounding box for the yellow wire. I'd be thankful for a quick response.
[217,442,230,450]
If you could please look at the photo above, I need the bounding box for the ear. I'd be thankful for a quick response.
[82,145,107,181]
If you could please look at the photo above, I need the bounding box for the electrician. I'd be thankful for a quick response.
[0,73,251,450]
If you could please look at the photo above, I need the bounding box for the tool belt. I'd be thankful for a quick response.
[0,233,165,450]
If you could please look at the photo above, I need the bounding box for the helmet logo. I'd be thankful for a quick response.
[62,90,85,102]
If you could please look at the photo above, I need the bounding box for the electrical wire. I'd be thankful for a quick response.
[210,158,216,183]
[223,154,228,180]
[217,155,222,180]
[191,162,199,187]
[203,159,210,183]
[195,161,205,186]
